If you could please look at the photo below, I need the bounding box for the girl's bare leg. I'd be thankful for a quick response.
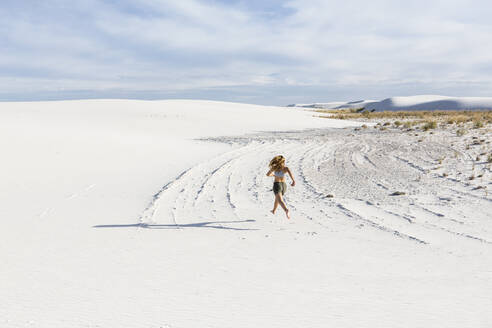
[271,197,279,214]
[276,194,290,219]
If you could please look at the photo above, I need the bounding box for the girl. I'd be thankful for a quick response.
[266,155,296,219]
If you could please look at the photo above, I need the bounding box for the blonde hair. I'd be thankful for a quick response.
[269,155,285,171]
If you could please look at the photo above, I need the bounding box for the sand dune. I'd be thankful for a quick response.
[291,95,492,111]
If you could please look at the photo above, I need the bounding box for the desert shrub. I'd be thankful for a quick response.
[315,109,492,127]
[423,121,437,131]
[394,121,402,127]
[361,124,368,129]
[488,154,492,163]
[383,122,390,126]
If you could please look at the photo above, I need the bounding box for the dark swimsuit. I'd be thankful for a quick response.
[273,181,287,195]
[273,170,287,195]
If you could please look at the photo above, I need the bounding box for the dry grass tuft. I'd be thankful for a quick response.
[447,115,469,124]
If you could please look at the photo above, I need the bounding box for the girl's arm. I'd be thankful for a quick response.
[286,167,296,186]
[266,169,274,177]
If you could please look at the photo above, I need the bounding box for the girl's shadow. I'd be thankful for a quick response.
[93,219,257,231]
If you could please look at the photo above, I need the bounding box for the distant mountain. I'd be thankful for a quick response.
[289,95,492,111]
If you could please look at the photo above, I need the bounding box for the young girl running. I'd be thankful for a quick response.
[266,155,296,219]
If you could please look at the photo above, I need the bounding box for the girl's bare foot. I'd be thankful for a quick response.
[285,210,290,219]
[271,210,276,214]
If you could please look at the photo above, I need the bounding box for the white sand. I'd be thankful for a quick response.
[1,100,491,327]
[293,95,492,111]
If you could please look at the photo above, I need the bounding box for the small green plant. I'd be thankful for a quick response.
[423,121,437,131]
[474,120,484,129]
[383,122,390,126]
[456,128,467,137]
[394,121,402,127]
[488,154,492,163]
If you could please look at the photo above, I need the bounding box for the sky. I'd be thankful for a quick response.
[1,0,491,105]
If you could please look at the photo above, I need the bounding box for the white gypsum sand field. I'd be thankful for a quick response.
[1,100,491,328]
